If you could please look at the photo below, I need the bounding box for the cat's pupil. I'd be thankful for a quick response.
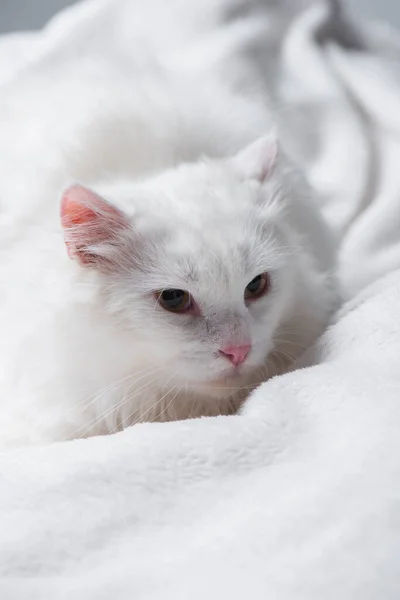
[161,289,186,308]
[247,275,262,293]
[157,288,192,313]
[245,273,269,300]
[159,289,191,312]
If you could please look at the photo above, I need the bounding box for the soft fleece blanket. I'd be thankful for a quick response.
[1,1,400,598]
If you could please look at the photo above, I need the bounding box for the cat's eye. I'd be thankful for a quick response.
[157,289,192,313]
[245,273,270,301]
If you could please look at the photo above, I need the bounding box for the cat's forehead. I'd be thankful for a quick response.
[109,160,285,286]
[136,160,261,218]
[127,161,283,271]
[150,207,285,293]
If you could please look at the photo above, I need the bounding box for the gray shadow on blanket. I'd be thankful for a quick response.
[0,0,78,33]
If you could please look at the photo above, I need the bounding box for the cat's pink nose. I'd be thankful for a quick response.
[219,344,251,366]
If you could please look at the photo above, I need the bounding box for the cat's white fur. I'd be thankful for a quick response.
[0,60,337,446]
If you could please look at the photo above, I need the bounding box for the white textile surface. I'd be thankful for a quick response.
[1,0,400,598]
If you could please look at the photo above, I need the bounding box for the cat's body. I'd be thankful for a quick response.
[0,58,337,446]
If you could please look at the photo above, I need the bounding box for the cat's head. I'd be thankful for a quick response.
[60,135,299,399]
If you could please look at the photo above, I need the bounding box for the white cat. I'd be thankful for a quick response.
[0,61,337,446]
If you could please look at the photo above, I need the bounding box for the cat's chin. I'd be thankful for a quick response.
[195,366,263,400]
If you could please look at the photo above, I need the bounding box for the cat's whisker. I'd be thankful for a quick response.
[104,370,166,428]
[122,371,179,429]
[152,383,181,423]
[275,348,296,364]
[68,366,160,416]
[113,369,169,427]
[187,383,198,419]
[49,366,164,441]
[133,374,178,426]
[273,338,308,353]
[74,369,164,439]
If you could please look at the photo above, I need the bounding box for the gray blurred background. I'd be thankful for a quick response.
[0,0,399,33]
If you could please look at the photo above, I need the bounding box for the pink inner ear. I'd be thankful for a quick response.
[60,185,129,266]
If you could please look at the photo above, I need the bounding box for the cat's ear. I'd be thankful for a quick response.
[60,185,132,269]
[231,134,279,183]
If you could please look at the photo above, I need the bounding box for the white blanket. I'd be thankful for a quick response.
[1,1,400,598]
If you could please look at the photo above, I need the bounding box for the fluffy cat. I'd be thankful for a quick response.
[0,60,337,446]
